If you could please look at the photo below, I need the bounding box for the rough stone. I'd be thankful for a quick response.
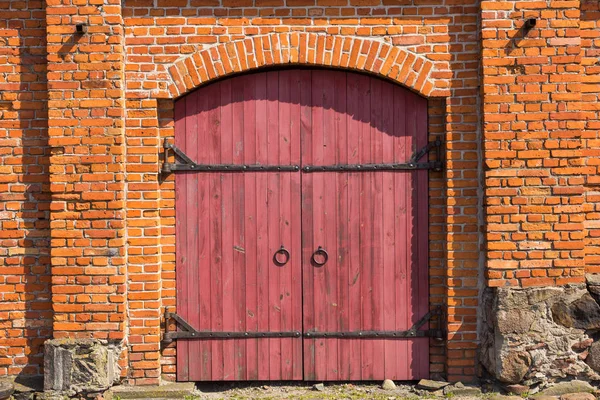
[416,379,449,391]
[560,393,596,400]
[497,309,535,335]
[106,383,196,399]
[552,294,600,330]
[497,351,532,384]
[312,383,325,392]
[571,339,593,353]
[381,380,396,390]
[585,341,600,372]
[482,286,600,386]
[539,381,595,397]
[443,384,481,396]
[532,396,560,400]
[44,339,122,395]
[0,381,14,400]
[489,396,523,400]
[504,384,529,395]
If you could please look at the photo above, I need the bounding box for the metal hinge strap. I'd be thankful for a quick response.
[161,139,444,173]
[161,141,300,173]
[305,306,443,339]
[162,306,445,345]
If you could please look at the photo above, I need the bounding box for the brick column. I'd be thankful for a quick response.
[45,0,126,343]
[481,1,584,287]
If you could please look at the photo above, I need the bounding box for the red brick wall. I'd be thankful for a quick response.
[1,0,483,384]
[45,0,128,368]
[0,0,51,376]
[482,0,585,288]
[123,1,481,382]
[582,0,600,275]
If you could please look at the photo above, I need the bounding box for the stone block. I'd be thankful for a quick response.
[44,339,122,395]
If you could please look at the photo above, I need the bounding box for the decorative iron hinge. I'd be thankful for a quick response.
[161,309,301,345]
[304,306,444,339]
[161,138,443,174]
[303,139,443,173]
[162,306,444,346]
[161,140,300,173]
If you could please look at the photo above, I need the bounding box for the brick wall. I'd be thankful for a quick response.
[45,0,128,368]
[582,0,600,275]
[482,0,585,288]
[0,0,528,384]
[123,0,481,383]
[0,0,50,377]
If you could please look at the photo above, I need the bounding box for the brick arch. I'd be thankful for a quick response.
[166,32,446,99]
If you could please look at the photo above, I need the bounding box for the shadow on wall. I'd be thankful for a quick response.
[0,0,52,381]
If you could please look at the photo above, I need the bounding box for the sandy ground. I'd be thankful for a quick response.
[190,382,484,400]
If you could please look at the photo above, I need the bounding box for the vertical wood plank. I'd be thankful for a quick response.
[220,79,235,379]
[345,73,362,381]
[243,75,259,380]
[415,95,430,378]
[278,71,292,380]
[380,80,397,379]
[174,97,189,382]
[393,85,409,380]
[255,72,270,381]
[266,71,282,380]
[208,85,224,380]
[299,70,314,380]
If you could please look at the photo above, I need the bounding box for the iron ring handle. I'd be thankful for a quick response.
[311,246,329,266]
[273,245,290,266]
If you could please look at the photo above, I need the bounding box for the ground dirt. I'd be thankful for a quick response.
[189,382,483,400]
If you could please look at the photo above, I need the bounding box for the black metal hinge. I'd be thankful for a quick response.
[161,138,444,174]
[162,306,444,346]
[303,139,443,173]
[161,140,300,173]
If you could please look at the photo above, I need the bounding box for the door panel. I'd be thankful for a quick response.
[175,71,304,381]
[301,71,429,381]
[175,69,429,382]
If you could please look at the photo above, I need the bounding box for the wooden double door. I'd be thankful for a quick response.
[175,69,429,381]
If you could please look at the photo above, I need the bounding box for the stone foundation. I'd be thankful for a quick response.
[44,340,122,396]
[481,276,600,387]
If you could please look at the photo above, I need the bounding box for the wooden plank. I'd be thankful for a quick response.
[415,95,430,379]
[266,71,281,380]
[358,74,374,380]
[345,73,362,381]
[208,85,224,381]
[174,97,188,382]
[278,70,293,380]
[370,77,385,381]
[334,71,349,381]
[255,72,270,381]
[243,75,259,380]
[393,85,409,380]
[220,79,235,380]
[380,80,396,379]
[231,76,247,380]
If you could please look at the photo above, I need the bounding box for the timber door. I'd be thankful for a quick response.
[174,69,430,382]
[301,71,429,380]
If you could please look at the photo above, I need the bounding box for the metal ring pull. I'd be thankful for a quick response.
[273,245,290,266]
[311,246,329,266]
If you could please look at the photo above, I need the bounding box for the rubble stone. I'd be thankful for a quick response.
[481,284,600,386]
[44,339,122,395]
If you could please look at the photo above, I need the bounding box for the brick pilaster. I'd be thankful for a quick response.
[45,0,126,345]
[482,0,585,287]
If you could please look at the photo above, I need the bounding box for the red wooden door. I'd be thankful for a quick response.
[301,71,429,380]
[175,69,429,382]
[175,72,303,381]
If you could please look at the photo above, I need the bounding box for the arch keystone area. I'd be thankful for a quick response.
[166,33,448,99]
